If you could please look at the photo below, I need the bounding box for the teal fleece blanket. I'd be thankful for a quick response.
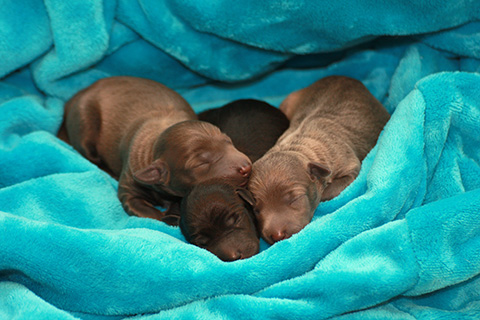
[1,1,480,319]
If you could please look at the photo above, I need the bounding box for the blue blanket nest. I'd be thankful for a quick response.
[1,1,480,319]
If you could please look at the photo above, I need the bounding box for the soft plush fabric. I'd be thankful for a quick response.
[1,1,480,319]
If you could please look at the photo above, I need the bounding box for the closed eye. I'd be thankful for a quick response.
[191,151,213,168]
[192,162,209,169]
[194,235,210,247]
[290,194,306,205]
[225,213,240,226]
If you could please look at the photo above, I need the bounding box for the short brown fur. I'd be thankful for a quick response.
[248,76,390,244]
[59,76,251,223]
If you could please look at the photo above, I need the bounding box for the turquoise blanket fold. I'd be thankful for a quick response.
[1,1,480,319]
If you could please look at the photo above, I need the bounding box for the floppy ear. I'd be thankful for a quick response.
[308,162,332,180]
[133,159,170,186]
[236,188,255,207]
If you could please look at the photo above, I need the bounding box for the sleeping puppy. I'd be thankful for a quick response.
[58,76,252,224]
[198,99,290,162]
[181,99,287,258]
[248,76,390,244]
[179,99,287,259]
[180,179,259,261]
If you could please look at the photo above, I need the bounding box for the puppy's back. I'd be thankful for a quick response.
[69,77,194,127]
[199,99,289,162]
[279,76,390,160]
[63,76,196,175]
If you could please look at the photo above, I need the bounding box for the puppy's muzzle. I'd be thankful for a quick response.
[237,162,252,186]
[220,242,259,262]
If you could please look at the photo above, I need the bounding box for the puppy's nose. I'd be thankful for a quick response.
[238,163,252,177]
[224,250,243,262]
[270,229,290,243]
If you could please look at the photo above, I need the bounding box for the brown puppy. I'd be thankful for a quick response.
[59,76,252,223]
[180,179,259,261]
[198,99,289,162]
[248,76,390,244]
[179,99,286,258]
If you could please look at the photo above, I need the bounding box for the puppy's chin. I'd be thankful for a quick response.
[231,176,249,188]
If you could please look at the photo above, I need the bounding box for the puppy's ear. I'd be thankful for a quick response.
[308,162,332,180]
[236,188,255,207]
[133,159,170,186]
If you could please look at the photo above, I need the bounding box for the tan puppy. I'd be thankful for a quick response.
[248,76,390,244]
[59,76,252,223]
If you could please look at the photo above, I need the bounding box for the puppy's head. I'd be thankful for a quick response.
[248,151,332,244]
[179,179,259,261]
[133,120,252,196]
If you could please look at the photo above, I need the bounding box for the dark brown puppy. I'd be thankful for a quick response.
[179,99,286,259]
[180,179,259,261]
[59,76,252,223]
[198,99,290,162]
[248,76,390,244]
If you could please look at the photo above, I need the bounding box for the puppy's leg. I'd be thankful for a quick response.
[321,175,356,200]
[66,99,103,165]
[321,158,361,200]
[118,176,180,225]
[120,192,165,217]
[161,201,181,226]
